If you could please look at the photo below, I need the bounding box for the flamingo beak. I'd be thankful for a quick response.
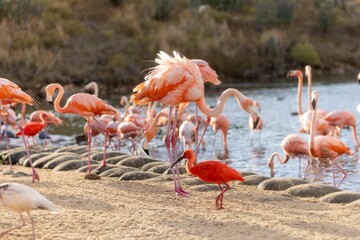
[142,140,150,155]
[252,115,260,130]
[311,98,316,110]
[286,72,291,78]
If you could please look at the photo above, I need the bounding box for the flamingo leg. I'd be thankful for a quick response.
[298,157,302,178]
[91,117,109,168]
[86,117,92,174]
[303,157,310,179]
[7,110,39,182]
[0,213,26,238]
[195,117,210,157]
[334,160,347,187]
[26,211,35,240]
[194,106,199,151]
[3,117,13,170]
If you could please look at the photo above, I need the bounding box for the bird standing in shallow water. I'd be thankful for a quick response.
[309,91,353,187]
[0,182,57,239]
[169,149,245,209]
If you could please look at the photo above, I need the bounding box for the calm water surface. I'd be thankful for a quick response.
[13,75,360,192]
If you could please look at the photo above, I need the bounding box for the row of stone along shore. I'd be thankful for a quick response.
[1,145,360,206]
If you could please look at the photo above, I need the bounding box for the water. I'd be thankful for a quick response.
[6,75,360,191]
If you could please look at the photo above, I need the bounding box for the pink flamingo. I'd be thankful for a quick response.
[46,83,119,178]
[267,134,310,178]
[131,51,260,196]
[178,120,196,149]
[209,114,229,148]
[0,78,40,182]
[309,91,353,187]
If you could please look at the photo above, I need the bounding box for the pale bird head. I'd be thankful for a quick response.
[286,70,302,79]
[191,59,221,85]
[46,84,58,102]
[305,65,312,77]
[311,91,319,110]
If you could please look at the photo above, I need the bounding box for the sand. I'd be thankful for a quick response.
[1,166,360,240]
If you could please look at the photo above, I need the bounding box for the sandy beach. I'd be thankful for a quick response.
[1,165,360,240]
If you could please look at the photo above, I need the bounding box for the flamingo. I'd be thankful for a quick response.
[248,101,264,142]
[0,78,40,182]
[16,112,48,146]
[117,121,143,154]
[287,68,329,135]
[178,120,196,149]
[210,114,230,148]
[169,149,245,209]
[0,182,57,239]
[46,83,119,178]
[29,110,62,125]
[267,134,310,178]
[309,91,353,187]
[131,51,260,196]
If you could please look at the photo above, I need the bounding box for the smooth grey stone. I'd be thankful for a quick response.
[53,159,98,171]
[119,171,160,181]
[181,177,207,186]
[147,164,170,174]
[33,154,79,169]
[4,149,37,165]
[190,184,219,192]
[43,155,82,169]
[103,155,131,165]
[320,192,360,203]
[91,165,119,175]
[258,178,308,191]
[146,175,174,182]
[348,199,360,208]
[19,152,51,166]
[75,165,101,173]
[90,151,127,161]
[239,171,259,177]
[42,146,64,152]
[99,166,140,177]
[141,162,164,171]
[117,156,161,168]
[163,165,187,175]
[286,184,342,198]
[54,145,89,154]
[241,175,270,186]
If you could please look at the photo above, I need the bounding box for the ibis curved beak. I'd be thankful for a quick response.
[167,155,186,173]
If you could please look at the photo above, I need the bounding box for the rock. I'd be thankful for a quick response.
[53,159,98,171]
[90,151,127,161]
[117,156,161,168]
[84,173,101,180]
[42,146,64,152]
[286,184,342,198]
[258,178,308,191]
[43,155,82,169]
[181,177,207,186]
[141,162,164,171]
[91,165,119,175]
[320,192,360,203]
[190,184,219,192]
[54,145,89,154]
[104,155,131,165]
[119,171,160,181]
[80,150,102,158]
[163,165,187,175]
[99,166,140,177]
[348,199,360,208]
[3,148,37,165]
[239,171,258,177]
[33,154,80,169]
[12,171,33,177]
[240,175,270,186]
[147,164,171,174]
[76,165,101,173]
[19,152,51,166]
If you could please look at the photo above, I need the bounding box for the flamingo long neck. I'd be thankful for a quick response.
[52,85,67,114]
[271,152,290,164]
[91,83,99,97]
[39,114,47,128]
[196,88,251,117]
[307,72,312,111]
[296,73,304,115]
[351,126,360,146]
[309,104,317,157]
[21,103,26,123]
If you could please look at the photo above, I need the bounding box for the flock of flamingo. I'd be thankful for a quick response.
[0,51,359,238]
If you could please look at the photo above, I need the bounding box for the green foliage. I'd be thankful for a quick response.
[289,43,321,66]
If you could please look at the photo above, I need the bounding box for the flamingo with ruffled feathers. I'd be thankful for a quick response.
[46,83,119,179]
[0,78,40,182]
[131,51,260,196]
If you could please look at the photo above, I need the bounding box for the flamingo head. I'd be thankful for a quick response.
[311,91,319,110]
[46,84,60,103]
[286,70,302,79]
[305,65,312,77]
[358,73,360,85]
[246,100,261,130]
[191,59,221,85]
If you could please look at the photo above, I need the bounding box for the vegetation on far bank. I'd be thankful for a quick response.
[0,0,359,95]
